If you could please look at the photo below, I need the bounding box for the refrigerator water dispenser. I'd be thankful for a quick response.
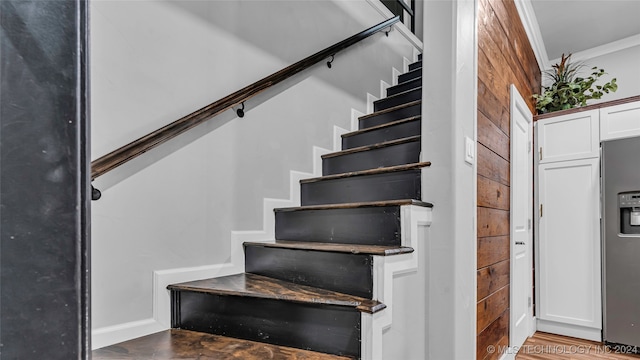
[619,192,640,234]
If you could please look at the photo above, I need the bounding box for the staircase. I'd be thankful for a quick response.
[93,55,430,360]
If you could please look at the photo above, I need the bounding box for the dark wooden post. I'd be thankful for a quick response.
[0,0,90,358]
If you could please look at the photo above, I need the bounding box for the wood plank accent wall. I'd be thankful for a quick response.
[477,0,540,359]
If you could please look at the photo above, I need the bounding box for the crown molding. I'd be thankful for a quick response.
[515,0,640,70]
[549,33,640,65]
[514,0,549,71]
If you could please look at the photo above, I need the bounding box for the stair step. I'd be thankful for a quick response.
[387,77,421,96]
[168,273,384,313]
[244,241,413,299]
[359,100,421,129]
[244,240,414,256]
[374,87,421,111]
[245,244,374,298]
[169,273,383,358]
[408,60,422,71]
[93,329,352,360]
[301,162,430,206]
[274,199,432,246]
[398,68,421,84]
[322,135,420,175]
[343,116,420,149]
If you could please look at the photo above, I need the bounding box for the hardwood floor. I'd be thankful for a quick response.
[515,332,640,359]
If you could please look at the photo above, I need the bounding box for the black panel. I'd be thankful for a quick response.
[359,102,421,129]
[398,68,421,83]
[275,206,402,246]
[374,87,421,111]
[408,60,422,71]
[0,1,90,358]
[387,78,421,96]
[245,246,374,298]
[302,170,421,206]
[323,140,420,175]
[620,209,640,235]
[381,0,405,22]
[173,291,361,358]
[343,118,420,149]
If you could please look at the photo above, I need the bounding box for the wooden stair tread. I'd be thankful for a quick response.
[168,273,385,314]
[321,135,420,159]
[93,329,353,360]
[301,162,430,184]
[275,199,433,212]
[342,116,421,138]
[358,100,421,121]
[245,240,414,256]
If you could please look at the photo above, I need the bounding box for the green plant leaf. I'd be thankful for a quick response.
[533,53,618,114]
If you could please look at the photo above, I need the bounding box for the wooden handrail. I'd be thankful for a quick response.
[91,16,401,180]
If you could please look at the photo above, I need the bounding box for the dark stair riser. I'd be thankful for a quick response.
[275,206,402,246]
[323,139,420,175]
[374,87,421,112]
[359,102,421,129]
[301,169,421,206]
[171,291,361,358]
[387,78,421,97]
[343,118,420,149]
[245,245,374,299]
[418,54,422,61]
[398,68,421,84]
[408,60,422,71]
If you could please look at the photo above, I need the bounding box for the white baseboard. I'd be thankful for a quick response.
[367,93,379,114]
[92,318,165,350]
[380,80,390,99]
[333,125,349,151]
[499,350,517,360]
[351,108,365,131]
[537,318,602,342]
[392,68,401,86]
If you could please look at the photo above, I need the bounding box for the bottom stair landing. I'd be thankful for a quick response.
[92,329,352,360]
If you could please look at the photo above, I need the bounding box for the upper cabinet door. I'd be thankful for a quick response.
[537,110,600,163]
[600,101,640,141]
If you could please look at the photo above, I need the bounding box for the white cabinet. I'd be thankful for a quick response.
[600,101,640,141]
[535,112,602,341]
[537,159,601,340]
[537,109,599,163]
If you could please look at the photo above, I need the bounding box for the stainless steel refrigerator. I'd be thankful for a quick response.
[602,136,640,350]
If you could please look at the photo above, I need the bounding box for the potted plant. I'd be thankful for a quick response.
[533,53,618,114]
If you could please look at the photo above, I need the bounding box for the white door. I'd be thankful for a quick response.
[537,159,601,330]
[510,85,534,348]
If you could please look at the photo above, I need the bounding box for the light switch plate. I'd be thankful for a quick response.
[464,136,474,164]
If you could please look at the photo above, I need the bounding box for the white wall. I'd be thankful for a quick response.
[90,0,420,348]
[422,0,477,359]
[543,44,640,104]
[581,45,640,103]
